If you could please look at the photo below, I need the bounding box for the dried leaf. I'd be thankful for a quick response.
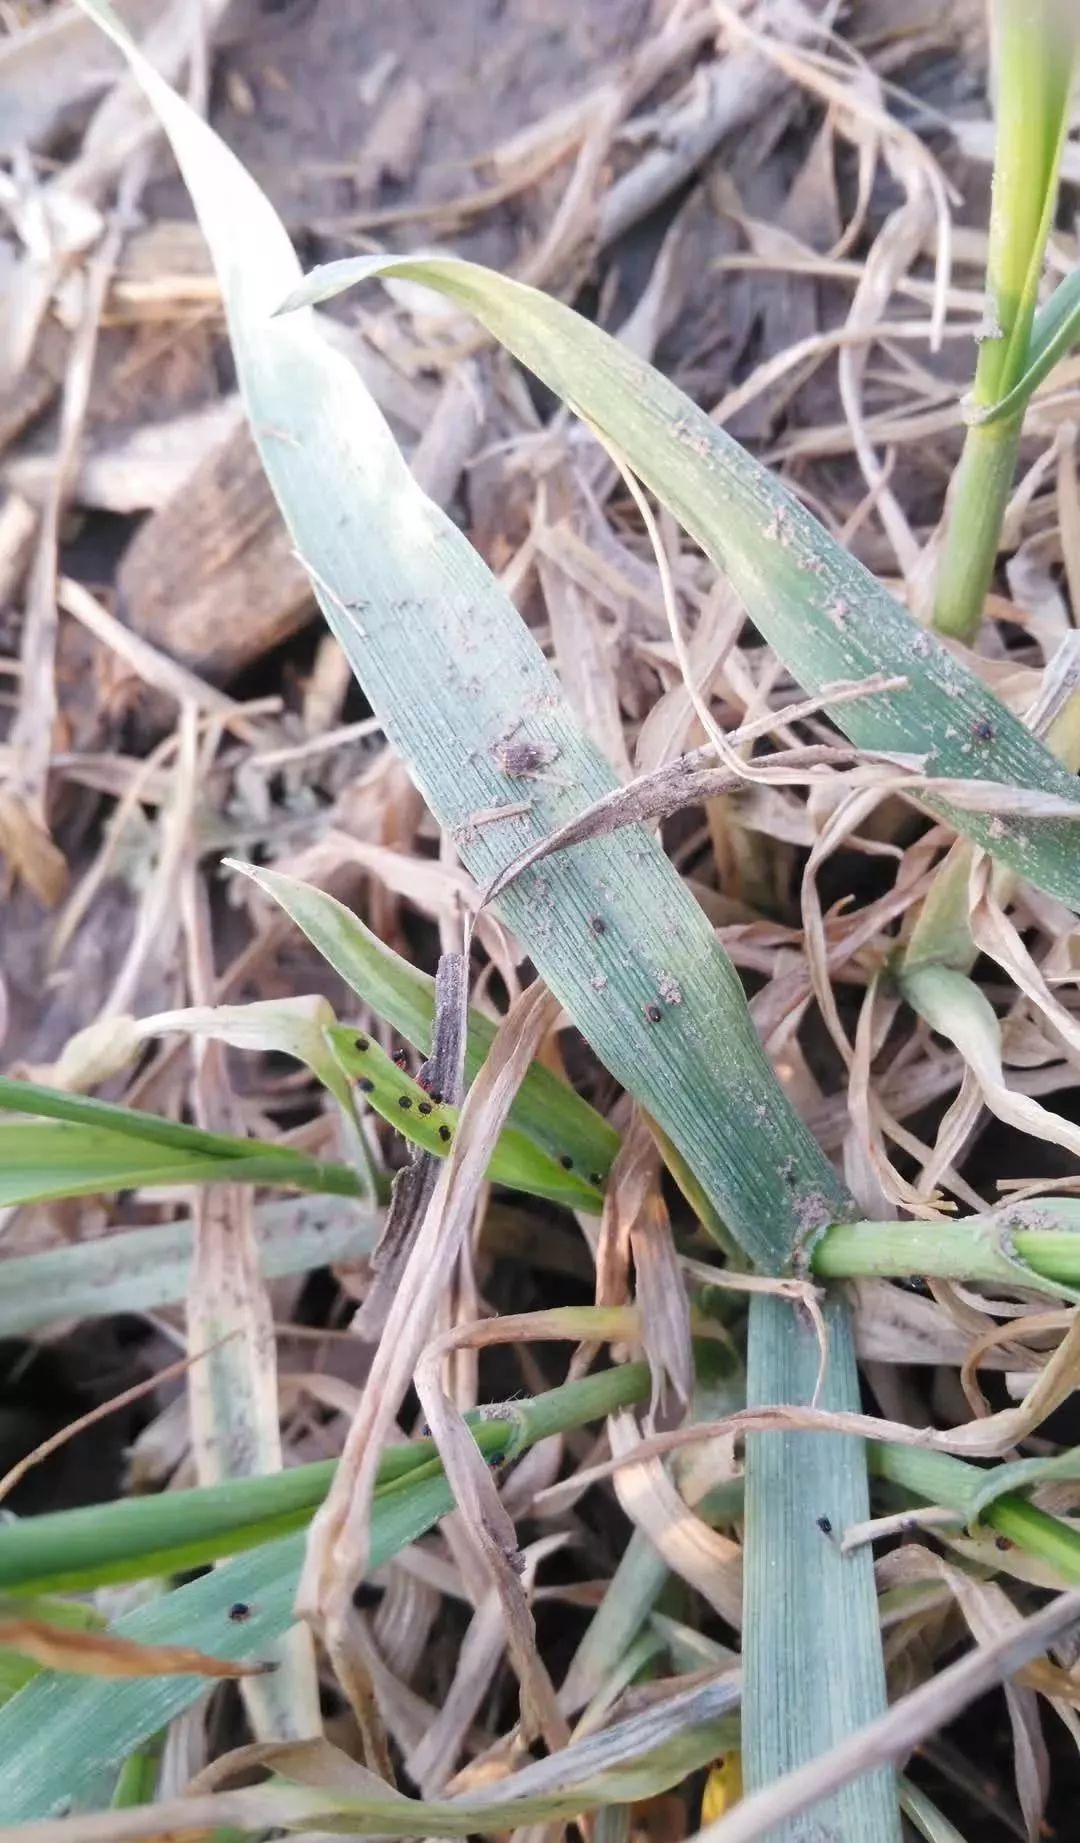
[181,876,322,1744]
[354,951,468,1339]
[610,1113,693,1423]
[408,1535,569,1793]
[298,983,560,1657]
[967,854,1080,1063]
[691,1593,1080,1843]
[0,1620,273,1681]
[878,1546,1050,1841]
[0,792,68,906]
[902,963,1080,1166]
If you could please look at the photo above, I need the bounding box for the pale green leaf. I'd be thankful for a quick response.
[65,0,851,1278]
[229,859,618,1179]
[1,1678,739,1836]
[0,1197,375,1339]
[898,1776,972,1843]
[901,962,1080,1161]
[971,266,1080,427]
[135,994,377,1199]
[261,1679,739,1830]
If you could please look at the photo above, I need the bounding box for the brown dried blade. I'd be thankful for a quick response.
[297,983,559,1664]
[478,744,844,908]
[353,950,468,1340]
[0,1621,275,1682]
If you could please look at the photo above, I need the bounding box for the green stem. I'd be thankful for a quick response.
[6,1349,1080,1626]
[0,1362,651,1596]
[932,421,1024,641]
[932,0,1077,642]
[811,1209,1080,1294]
[871,1443,1080,1582]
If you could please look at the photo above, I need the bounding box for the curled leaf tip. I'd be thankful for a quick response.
[274,273,334,316]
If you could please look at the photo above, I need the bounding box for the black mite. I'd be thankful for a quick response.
[589,1172,603,1187]
[816,1515,832,1536]
[589,915,606,936]
[354,1034,370,1052]
[644,1002,663,1024]
[559,1154,573,1171]
[397,1095,413,1111]
[438,1124,452,1142]
[228,1602,252,1623]
[358,1076,374,1094]
[972,716,996,744]
[418,1100,432,1115]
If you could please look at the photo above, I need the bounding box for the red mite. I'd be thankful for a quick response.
[392,1049,410,1070]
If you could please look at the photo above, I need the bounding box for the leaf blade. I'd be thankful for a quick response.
[972,266,1080,426]
[65,4,852,1282]
[0,1196,375,1339]
[0,1077,364,1201]
[325,1022,603,1211]
[744,1294,898,1840]
[0,1365,650,1819]
[230,860,619,1178]
[282,251,1080,912]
